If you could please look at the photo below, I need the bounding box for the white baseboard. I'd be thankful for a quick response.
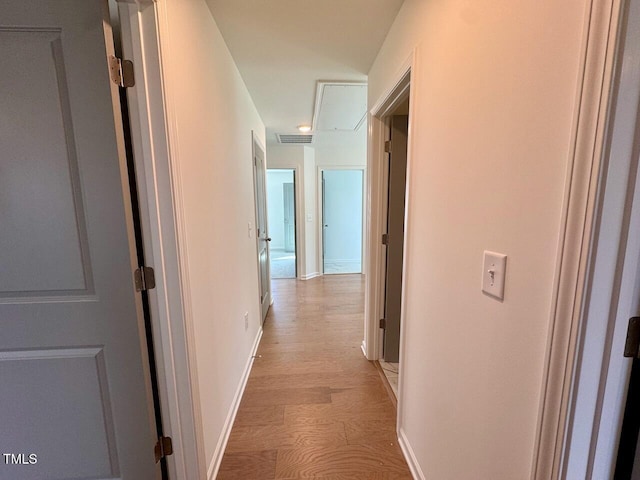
[301,272,321,280]
[361,340,367,357]
[398,427,424,480]
[206,327,263,479]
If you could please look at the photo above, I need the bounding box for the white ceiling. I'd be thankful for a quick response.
[206,0,405,146]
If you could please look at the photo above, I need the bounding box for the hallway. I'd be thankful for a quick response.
[217,275,411,479]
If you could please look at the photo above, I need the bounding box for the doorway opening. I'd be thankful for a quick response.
[320,168,365,275]
[365,65,412,405]
[267,169,297,279]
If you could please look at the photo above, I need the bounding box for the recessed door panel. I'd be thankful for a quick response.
[0,30,91,296]
[0,348,116,479]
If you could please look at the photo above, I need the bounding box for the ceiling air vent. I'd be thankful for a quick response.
[276,134,314,144]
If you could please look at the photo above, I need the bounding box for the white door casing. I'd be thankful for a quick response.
[0,1,159,478]
[116,0,206,477]
[560,0,640,477]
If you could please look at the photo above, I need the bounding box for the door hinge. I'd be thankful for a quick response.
[624,317,640,357]
[382,233,389,245]
[384,140,392,153]
[134,266,156,292]
[379,318,386,329]
[108,55,135,88]
[154,436,173,463]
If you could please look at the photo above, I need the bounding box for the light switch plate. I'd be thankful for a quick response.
[482,251,507,300]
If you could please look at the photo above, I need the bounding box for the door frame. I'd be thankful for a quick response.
[364,56,414,468]
[317,166,367,275]
[364,52,413,367]
[529,0,630,477]
[266,167,299,278]
[556,0,640,477]
[266,163,306,278]
[115,1,204,478]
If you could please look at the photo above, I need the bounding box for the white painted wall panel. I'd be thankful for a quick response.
[160,0,266,466]
[368,0,589,477]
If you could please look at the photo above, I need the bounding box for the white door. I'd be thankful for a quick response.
[0,1,160,479]
[321,170,364,274]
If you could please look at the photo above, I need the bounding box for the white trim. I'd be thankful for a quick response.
[562,0,640,477]
[365,51,417,478]
[398,427,426,480]
[531,0,624,478]
[207,328,263,479]
[116,2,204,478]
[364,50,414,364]
[301,272,321,280]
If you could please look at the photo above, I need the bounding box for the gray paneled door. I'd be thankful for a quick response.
[383,115,409,363]
[0,1,159,479]
[253,136,271,322]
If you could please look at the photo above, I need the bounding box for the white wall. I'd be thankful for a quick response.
[159,0,265,473]
[314,128,367,168]
[303,147,317,277]
[266,170,294,250]
[368,0,588,478]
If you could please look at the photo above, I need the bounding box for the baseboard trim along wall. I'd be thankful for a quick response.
[207,327,263,479]
[361,340,368,358]
[399,427,425,480]
[301,272,321,280]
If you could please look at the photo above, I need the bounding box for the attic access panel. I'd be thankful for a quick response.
[313,82,367,132]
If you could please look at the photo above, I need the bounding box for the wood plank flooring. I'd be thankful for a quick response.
[217,275,411,479]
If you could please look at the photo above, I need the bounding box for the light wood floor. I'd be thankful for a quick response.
[217,275,412,479]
